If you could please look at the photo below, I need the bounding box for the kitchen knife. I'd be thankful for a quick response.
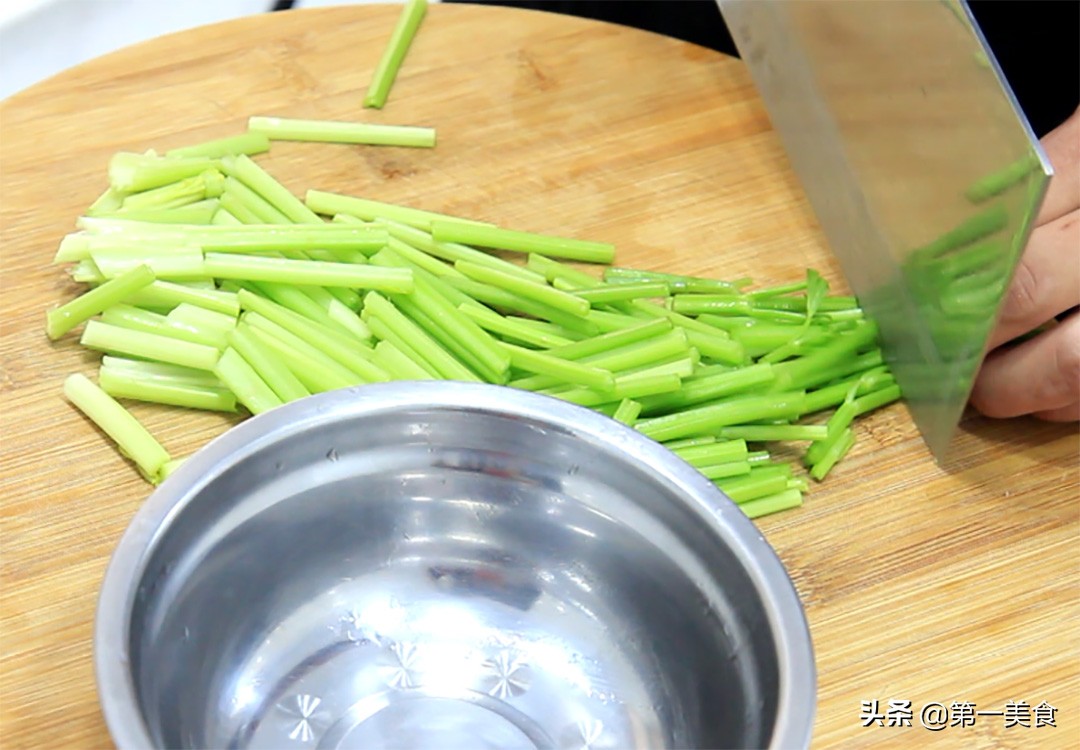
[719,0,1052,460]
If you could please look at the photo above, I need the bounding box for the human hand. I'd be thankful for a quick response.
[970,106,1080,422]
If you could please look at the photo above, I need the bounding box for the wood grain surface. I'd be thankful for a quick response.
[1,5,1076,749]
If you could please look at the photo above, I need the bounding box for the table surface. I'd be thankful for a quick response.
[1,5,1076,749]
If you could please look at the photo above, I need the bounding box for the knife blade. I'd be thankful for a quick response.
[718,0,1052,460]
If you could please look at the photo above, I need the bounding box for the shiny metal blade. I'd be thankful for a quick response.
[719,0,1052,460]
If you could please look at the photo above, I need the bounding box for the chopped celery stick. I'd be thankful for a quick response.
[90,246,204,280]
[214,347,282,415]
[159,456,186,480]
[244,316,362,392]
[505,316,585,341]
[122,170,225,211]
[81,320,221,371]
[965,151,1039,203]
[324,297,372,340]
[167,132,271,159]
[212,207,243,226]
[574,281,668,303]
[637,363,775,415]
[527,253,601,288]
[586,309,650,333]
[391,294,491,381]
[455,259,590,317]
[754,296,858,314]
[167,303,236,334]
[612,399,642,426]
[385,220,543,282]
[100,356,225,388]
[720,424,829,442]
[663,436,717,451]
[219,192,263,224]
[55,233,90,263]
[200,232,387,257]
[548,319,671,360]
[806,401,860,466]
[101,304,219,348]
[251,117,436,148]
[740,488,803,519]
[810,428,856,481]
[432,221,615,264]
[502,343,615,391]
[111,201,219,225]
[626,300,736,338]
[223,177,290,224]
[612,371,683,400]
[770,322,879,391]
[203,253,414,293]
[222,155,323,224]
[373,340,437,380]
[362,292,479,382]
[387,237,467,279]
[788,477,810,492]
[853,384,902,416]
[87,186,127,216]
[46,264,155,339]
[64,373,171,482]
[362,0,428,108]
[746,450,772,465]
[618,356,696,380]
[671,294,750,316]
[671,439,748,467]
[801,358,889,412]
[71,260,106,284]
[228,324,310,403]
[99,367,236,412]
[699,461,752,481]
[458,302,574,349]
[635,392,806,442]
[364,316,441,378]
[126,280,239,316]
[716,472,789,504]
[747,280,807,299]
[248,280,340,330]
[604,267,743,293]
[684,329,746,366]
[759,328,834,364]
[306,191,488,229]
[109,152,220,193]
[446,277,599,336]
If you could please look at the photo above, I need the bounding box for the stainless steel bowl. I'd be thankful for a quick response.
[95,382,815,749]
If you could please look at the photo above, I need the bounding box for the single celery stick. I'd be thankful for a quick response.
[965,152,1039,203]
[585,308,652,333]
[432,221,615,264]
[90,247,205,280]
[203,253,414,293]
[574,281,669,303]
[746,280,808,299]
[221,155,323,224]
[110,201,220,225]
[604,267,745,293]
[362,292,480,382]
[212,207,243,226]
[385,220,544,282]
[372,242,472,310]
[446,277,600,337]
[671,439,748,468]
[758,328,834,364]
[612,399,642,426]
[805,399,860,466]
[228,324,310,403]
[810,428,856,481]
[788,477,810,492]
[671,294,751,316]
[64,373,171,481]
[390,294,490,381]
[70,260,106,284]
[244,280,336,329]
[223,177,291,224]
[158,456,186,480]
[101,303,220,348]
[626,300,737,338]
[55,233,91,263]
[324,297,372,340]
[635,392,806,442]
[214,347,282,415]
[458,302,575,349]
[740,488,804,520]
[699,461,752,481]
[46,264,155,339]
[453,260,591,318]
[363,0,428,108]
[618,356,696,380]
[373,340,437,380]
[715,472,790,504]
[250,116,435,147]
[505,315,585,342]
[720,424,829,442]
[87,186,128,216]
[746,450,772,465]
[122,170,225,211]
[306,191,488,230]
[853,384,902,416]
[75,215,384,241]
[612,371,683,399]
[109,152,220,193]
[167,303,237,335]
[126,280,239,316]
[167,132,271,159]
[770,322,879,391]
[99,367,237,411]
[803,366,893,414]
[219,192,263,224]
[912,204,1009,260]
[386,237,467,280]
[364,316,441,378]
[637,363,775,415]
[245,316,362,392]
[663,436,717,451]
[502,343,615,391]
[82,320,221,371]
[526,253,602,289]
[100,355,224,385]
[547,319,672,360]
[237,291,387,383]
[684,329,746,366]
[753,296,858,314]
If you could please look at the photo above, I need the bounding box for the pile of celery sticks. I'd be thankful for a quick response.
[46,0,900,520]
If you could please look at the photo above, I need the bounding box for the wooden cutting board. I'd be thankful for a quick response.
[1,5,1076,749]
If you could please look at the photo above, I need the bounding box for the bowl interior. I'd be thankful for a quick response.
[125,398,785,749]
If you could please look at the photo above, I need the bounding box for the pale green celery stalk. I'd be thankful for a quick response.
[167,132,271,159]
[386,237,468,281]
[362,0,428,108]
[805,400,858,466]
[203,253,413,293]
[547,319,671,360]
[219,192,263,224]
[374,241,471,308]
[501,343,615,391]
[663,436,717,451]
[715,472,789,504]
[101,303,220,348]
[753,296,858,313]
[212,207,243,226]
[541,373,681,407]
[432,221,615,264]
[392,297,490,381]
[214,347,282,415]
[854,385,901,415]
[306,191,488,230]
[744,327,831,361]
[46,264,155,339]
[362,292,480,382]
[695,314,758,331]
[458,302,574,349]
[158,456,186,480]
[454,259,589,317]
[223,177,291,224]
[527,254,601,288]
[612,399,642,426]
[635,392,806,442]
[385,220,544,282]
[810,428,856,481]
[373,340,438,380]
[626,299,736,338]
[237,291,387,383]
[126,280,239,316]
[698,461,752,481]
[637,363,776,415]
[222,154,323,224]
[87,186,127,216]
[617,355,696,380]
[739,488,803,519]
[228,324,310,403]
[671,294,751,316]
[746,450,772,465]
[251,117,435,147]
[82,320,220,371]
[100,357,226,390]
[788,477,810,492]
[504,316,585,341]
[684,329,746,366]
[671,439,748,468]
[747,280,807,299]
[55,233,90,263]
[110,201,219,225]
[770,322,880,392]
[612,371,683,399]
[71,260,106,284]
[90,247,205,280]
[364,316,442,378]
[109,152,221,193]
[802,364,893,413]
[965,151,1039,203]
[574,281,669,304]
[719,425,829,442]
[324,297,372,340]
[247,280,342,331]
[586,308,652,333]
[445,277,600,337]
[64,373,171,481]
[76,216,383,242]
[244,315,363,392]
[99,367,237,411]
[165,304,236,349]
[122,170,225,211]
[603,267,744,293]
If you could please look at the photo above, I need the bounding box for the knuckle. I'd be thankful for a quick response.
[1001,257,1042,324]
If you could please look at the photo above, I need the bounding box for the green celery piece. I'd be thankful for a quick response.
[965,151,1039,203]
[635,391,807,442]
[249,116,436,147]
[212,207,243,226]
[202,253,413,293]
[662,436,717,451]
[109,152,221,193]
[698,461,752,481]
[247,280,353,336]
[167,132,271,159]
[362,0,428,108]
[372,340,438,380]
[222,177,291,224]
[671,439,749,468]
[64,373,171,481]
[46,264,155,339]
[214,347,282,415]
[611,371,683,400]
[221,155,322,224]
[573,280,669,303]
[719,425,829,442]
[752,295,860,314]
[306,191,487,230]
[746,450,772,465]
[715,471,790,504]
[458,302,575,349]
[109,201,220,225]
[362,291,480,382]
[385,220,544,282]
[100,355,224,387]
[90,246,205,281]
[501,343,615,391]
[122,170,225,211]
[637,362,775,415]
[98,367,236,412]
[390,295,491,382]
[445,277,599,337]
[219,192,263,224]
[228,324,310,403]
[244,314,364,391]
[432,221,615,265]
[853,384,902,416]
[81,319,221,371]
[747,280,807,299]
[802,364,893,413]
[618,355,697,380]
[739,488,803,519]
[364,316,442,378]
[125,280,239,316]
[527,253,602,288]
[810,428,856,481]
[603,266,742,293]
[770,322,880,391]
[101,303,221,349]
[385,237,468,281]
[612,399,642,426]
[87,186,128,216]
[547,319,672,360]
[455,259,591,317]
